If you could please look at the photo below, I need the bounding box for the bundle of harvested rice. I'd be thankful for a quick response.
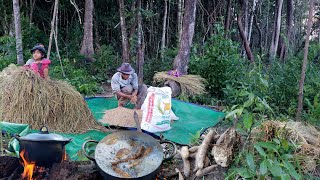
[295,144,320,173]
[252,120,320,173]
[0,65,99,133]
[153,71,206,96]
[252,120,320,147]
[100,107,143,128]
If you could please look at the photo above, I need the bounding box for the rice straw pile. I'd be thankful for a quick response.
[0,65,99,133]
[153,71,206,96]
[252,120,320,173]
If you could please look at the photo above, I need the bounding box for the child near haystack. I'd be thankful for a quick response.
[24,43,51,79]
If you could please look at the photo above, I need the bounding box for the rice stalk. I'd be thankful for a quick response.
[0,65,99,133]
[153,71,206,96]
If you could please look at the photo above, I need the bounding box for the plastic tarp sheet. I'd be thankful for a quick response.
[86,97,225,145]
[0,97,224,161]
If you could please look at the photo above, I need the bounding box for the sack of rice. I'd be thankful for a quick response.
[140,87,172,133]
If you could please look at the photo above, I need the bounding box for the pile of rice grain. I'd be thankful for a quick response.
[0,65,99,133]
[100,107,143,128]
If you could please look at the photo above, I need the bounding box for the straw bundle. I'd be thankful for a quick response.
[252,121,320,147]
[153,71,206,96]
[252,120,320,173]
[0,65,99,133]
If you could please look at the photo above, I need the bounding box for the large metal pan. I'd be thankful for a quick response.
[82,131,163,180]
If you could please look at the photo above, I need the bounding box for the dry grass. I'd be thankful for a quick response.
[0,65,99,133]
[252,120,320,173]
[153,71,206,96]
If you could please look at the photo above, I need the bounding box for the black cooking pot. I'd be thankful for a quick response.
[14,126,72,167]
[82,131,164,180]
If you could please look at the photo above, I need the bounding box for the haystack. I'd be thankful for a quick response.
[153,71,206,96]
[252,120,320,173]
[0,65,99,133]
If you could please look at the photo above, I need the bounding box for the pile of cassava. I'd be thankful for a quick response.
[174,127,241,179]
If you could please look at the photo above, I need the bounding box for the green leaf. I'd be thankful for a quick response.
[243,93,255,107]
[283,161,302,180]
[267,161,283,177]
[226,108,243,119]
[234,168,253,178]
[225,109,239,119]
[281,139,289,151]
[280,154,293,160]
[261,98,272,111]
[246,153,256,171]
[243,113,253,130]
[314,94,319,108]
[260,77,269,87]
[256,142,278,153]
[259,160,268,175]
[254,144,267,157]
[239,90,249,97]
[280,174,291,180]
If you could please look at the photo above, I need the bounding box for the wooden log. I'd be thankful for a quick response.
[164,80,181,97]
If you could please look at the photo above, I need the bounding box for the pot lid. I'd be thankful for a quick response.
[20,126,70,141]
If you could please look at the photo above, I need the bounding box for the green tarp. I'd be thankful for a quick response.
[1,97,224,161]
[86,97,225,145]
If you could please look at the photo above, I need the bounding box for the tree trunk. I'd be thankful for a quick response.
[280,0,294,61]
[248,0,258,45]
[177,0,184,42]
[268,0,283,63]
[244,0,249,38]
[136,0,145,84]
[93,8,101,51]
[296,0,314,121]
[118,0,130,62]
[161,0,168,60]
[80,0,94,61]
[12,0,24,65]
[48,0,59,59]
[173,0,197,74]
[237,13,255,63]
[224,0,232,37]
[254,16,263,54]
[29,0,36,28]
[264,0,270,54]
